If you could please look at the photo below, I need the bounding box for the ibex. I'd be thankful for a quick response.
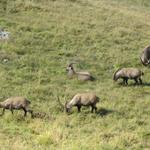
[113,68,144,85]
[64,93,100,113]
[66,63,95,81]
[140,45,150,66]
[0,96,33,117]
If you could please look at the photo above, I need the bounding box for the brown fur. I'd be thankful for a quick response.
[140,45,150,66]
[65,93,99,113]
[0,96,33,117]
[66,63,95,81]
[113,68,144,85]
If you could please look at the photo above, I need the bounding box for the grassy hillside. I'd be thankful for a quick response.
[0,0,150,149]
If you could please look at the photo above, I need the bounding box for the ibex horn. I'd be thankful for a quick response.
[68,62,76,67]
[57,96,65,111]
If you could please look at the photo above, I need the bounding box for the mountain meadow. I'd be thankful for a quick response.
[0,0,150,149]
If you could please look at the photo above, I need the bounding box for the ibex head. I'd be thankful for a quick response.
[57,96,71,113]
[65,101,71,113]
[66,63,76,72]
[113,68,121,81]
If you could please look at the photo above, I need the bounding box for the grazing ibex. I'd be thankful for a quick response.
[140,45,150,66]
[113,68,144,85]
[65,93,100,113]
[0,96,33,117]
[66,63,95,81]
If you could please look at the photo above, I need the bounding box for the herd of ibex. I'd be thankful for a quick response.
[0,45,150,117]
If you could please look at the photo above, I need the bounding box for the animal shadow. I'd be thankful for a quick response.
[141,82,150,87]
[124,82,150,87]
[32,111,52,120]
[96,108,114,117]
[117,82,148,87]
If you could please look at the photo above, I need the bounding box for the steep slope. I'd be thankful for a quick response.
[0,0,150,149]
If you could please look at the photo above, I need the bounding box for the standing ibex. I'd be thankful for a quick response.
[66,63,95,81]
[113,68,144,85]
[140,45,150,66]
[65,93,100,113]
[0,96,33,117]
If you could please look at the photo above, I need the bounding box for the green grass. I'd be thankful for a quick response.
[0,0,150,149]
